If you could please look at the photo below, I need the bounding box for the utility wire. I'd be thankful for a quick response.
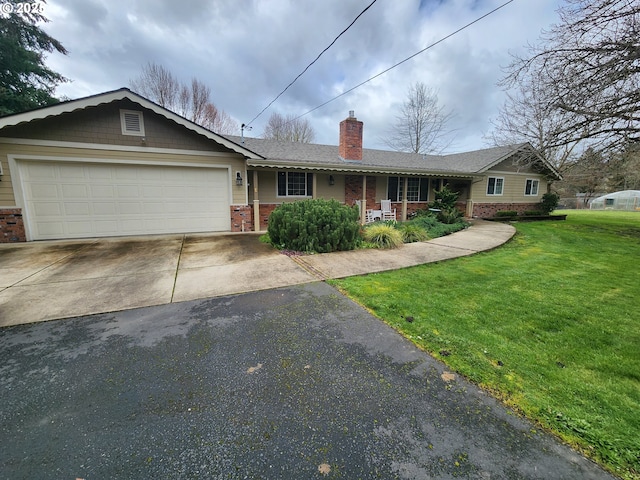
[288,0,515,123]
[245,0,378,127]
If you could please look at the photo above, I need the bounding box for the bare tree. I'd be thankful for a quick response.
[487,76,579,175]
[130,63,180,111]
[129,62,238,134]
[502,0,640,152]
[201,103,238,135]
[262,113,315,143]
[562,147,610,206]
[382,82,454,154]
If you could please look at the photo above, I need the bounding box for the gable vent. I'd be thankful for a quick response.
[120,109,145,136]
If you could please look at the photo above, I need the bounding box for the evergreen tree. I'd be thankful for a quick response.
[0,0,68,115]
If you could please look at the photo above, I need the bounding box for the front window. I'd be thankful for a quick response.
[277,172,313,197]
[525,179,539,196]
[487,177,504,195]
[388,177,429,202]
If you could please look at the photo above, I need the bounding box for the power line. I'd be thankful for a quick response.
[289,0,516,123]
[245,0,378,127]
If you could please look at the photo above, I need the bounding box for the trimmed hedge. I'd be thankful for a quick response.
[267,199,360,253]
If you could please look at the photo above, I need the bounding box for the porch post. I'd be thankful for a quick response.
[361,174,367,225]
[402,176,408,221]
[252,170,260,231]
[312,173,317,199]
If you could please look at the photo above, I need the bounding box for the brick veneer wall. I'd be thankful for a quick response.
[472,202,539,218]
[256,204,278,231]
[0,208,26,242]
[344,175,377,208]
[230,205,253,232]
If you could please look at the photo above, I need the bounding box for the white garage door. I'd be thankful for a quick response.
[19,161,230,240]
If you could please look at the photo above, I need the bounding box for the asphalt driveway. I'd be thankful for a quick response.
[0,282,615,479]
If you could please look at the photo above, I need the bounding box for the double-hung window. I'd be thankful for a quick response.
[487,177,504,196]
[525,179,539,196]
[277,172,313,197]
[388,177,429,202]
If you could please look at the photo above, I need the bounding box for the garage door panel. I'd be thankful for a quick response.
[59,165,85,178]
[117,185,141,198]
[88,166,114,179]
[34,202,62,216]
[29,183,59,199]
[20,161,231,240]
[26,164,56,179]
[61,184,88,198]
[91,185,115,198]
[64,203,91,215]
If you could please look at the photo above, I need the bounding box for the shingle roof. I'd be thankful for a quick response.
[225,135,550,178]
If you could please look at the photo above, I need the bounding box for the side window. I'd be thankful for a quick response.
[525,179,539,196]
[487,177,504,195]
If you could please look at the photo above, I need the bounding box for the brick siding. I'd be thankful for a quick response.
[0,208,26,242]
[230,205,253,232]
[472,202,539,218]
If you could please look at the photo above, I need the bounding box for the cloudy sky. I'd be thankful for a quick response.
[42,0,562,153]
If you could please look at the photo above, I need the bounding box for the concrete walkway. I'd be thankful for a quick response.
[0,220,515,326]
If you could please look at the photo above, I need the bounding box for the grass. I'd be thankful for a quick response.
[330,210,640,479]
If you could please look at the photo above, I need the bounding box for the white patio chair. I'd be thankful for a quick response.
[381,199,396,221]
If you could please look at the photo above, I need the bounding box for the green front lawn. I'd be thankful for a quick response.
[330,210,640,479]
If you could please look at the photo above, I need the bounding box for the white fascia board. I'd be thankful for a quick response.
[0,88,263,161]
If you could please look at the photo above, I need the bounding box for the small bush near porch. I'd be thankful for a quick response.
[267,199,360,253]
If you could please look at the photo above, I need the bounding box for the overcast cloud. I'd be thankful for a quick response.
[42,0,562,153]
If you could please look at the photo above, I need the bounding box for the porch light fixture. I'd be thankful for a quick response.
[329,175,335,186]
[236,172,243,186]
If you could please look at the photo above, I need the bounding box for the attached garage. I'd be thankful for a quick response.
[15,159,231,240]
[0,89,261,242]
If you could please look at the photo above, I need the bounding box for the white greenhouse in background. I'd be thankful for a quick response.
[590,190,640,211]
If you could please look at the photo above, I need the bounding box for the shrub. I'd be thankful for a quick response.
[437,207,463,224]
[495,210,518,217]
[399,223,429,243]
[363,224,404,249]
[409,214,439,229]
[267,199,360,253]
[429,186,459,211]
[428,186,464,224]
[523,210,545,216]
[540,192,560,214]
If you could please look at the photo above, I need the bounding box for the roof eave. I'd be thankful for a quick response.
[246,159,476,178]
[476,143,562,180]
[0,88,263,160]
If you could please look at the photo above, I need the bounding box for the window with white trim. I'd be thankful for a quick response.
[487,176,504,195]
[120,109,145,136]
[387,177,429,202]
[525,178,540,196]
[277,172,313,197]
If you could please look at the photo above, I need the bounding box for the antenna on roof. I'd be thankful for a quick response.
[240,123,252,144]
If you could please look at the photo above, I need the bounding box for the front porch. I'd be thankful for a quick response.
[234,170,472,232]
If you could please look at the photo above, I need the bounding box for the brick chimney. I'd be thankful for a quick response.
[339,110,363,161]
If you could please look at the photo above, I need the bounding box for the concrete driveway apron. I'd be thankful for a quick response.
[0,221,516,327]
[0,283,615,479]
[0,234,316,326]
